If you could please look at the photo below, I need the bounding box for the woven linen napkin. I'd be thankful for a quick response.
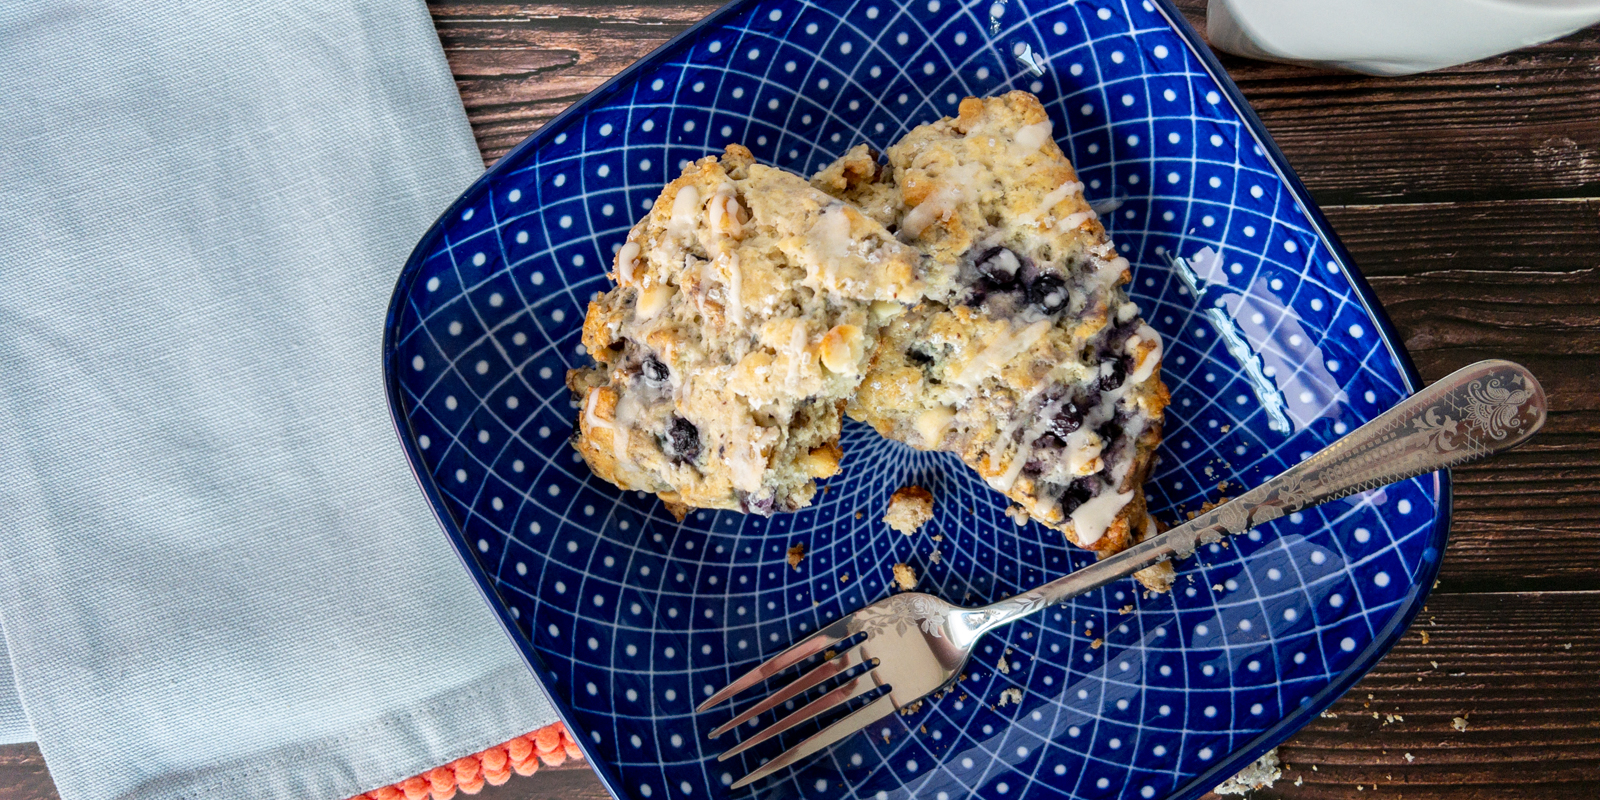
[0,2,560,798]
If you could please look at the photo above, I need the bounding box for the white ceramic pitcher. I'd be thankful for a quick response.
[1207,0,1600,75]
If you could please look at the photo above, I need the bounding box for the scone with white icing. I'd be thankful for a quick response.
[814,93,1172,589]
[568,145,930,517]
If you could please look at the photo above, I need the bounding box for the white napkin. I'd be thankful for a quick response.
[0,2,557,798]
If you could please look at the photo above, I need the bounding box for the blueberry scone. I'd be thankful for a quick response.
[567,145,929,517]
[813,93,1172,588]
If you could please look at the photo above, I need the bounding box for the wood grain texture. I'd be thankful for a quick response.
[429,1,722,160]
[437,0,1600,206]
[1167,0,1600,206]
[0,746,56,800]
[1231,591,1600,799]
[467,761,610,800]
[1320,198,1600,589]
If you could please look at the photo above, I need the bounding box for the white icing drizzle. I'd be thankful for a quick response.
[988,397,1064,492]
[902,193,950,238]
[617,241,641,284]
[1020,181,1083,224]
[1097,255,1130,288]
[669,185,701,237]
[1014,120,1054,155]
[902,163,982,237]
[1128,323,1163,384]
[1057,210,1095,231]
[708,182,742,239]
[1067,433,1104,475]
[953,319,1052,389]
[1035,492,1060,521]
[984,376,1070,493]
[988,247,1021,276]
[1070,489,1134,546]
[583,391,629,463]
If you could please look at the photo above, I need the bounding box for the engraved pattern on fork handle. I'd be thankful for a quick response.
[969,360,1546,633]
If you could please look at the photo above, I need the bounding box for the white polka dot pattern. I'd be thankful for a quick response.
[382,1,1447,799]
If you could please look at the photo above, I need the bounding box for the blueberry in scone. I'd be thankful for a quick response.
[567,145,932,517]
[813,92,1172,589]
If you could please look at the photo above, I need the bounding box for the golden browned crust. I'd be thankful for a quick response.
[569,93,1171,593]
[812,92,1172,587]
[568,146,930,516]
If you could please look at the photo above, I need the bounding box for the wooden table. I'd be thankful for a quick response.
[5,1,1596,798]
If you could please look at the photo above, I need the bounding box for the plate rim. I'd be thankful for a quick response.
[381,2,1453,798]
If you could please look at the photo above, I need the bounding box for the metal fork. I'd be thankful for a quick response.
[699,360,1546,789]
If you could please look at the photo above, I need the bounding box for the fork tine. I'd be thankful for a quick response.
[696,617,854,712]
[728,694,897,790]
[708,642,869,738]
[715,671,882,761]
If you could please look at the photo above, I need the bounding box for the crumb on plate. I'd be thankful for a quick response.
[884,486,935,534]
[997,687,1024,708]
[892,562,917,590]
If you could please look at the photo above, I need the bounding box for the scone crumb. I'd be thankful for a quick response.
[997,687,1024,708]
[787,543,806,570]
[997,654,1010,674]
[930,549,943,564]
[1119,604,1134,615]
[892,562,917,590]
[1404,752,1415,762]
[898,699,924,716]
[1420,630,1430,644]
[884,486,935,534]
[1213,748,1281,795]
[1090,638,1103,650]
[1182,495,1233,522]
[1452,716,1469,732]
[840,572,851,584]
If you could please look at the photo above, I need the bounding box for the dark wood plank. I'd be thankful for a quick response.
[1168,1,1600,206]
[435,1,1600,205]
[429,2,723,160]
[469,760,610,800]
[0,745,57,800]
[1230,591,1600,799]
[1320,198,1600,589]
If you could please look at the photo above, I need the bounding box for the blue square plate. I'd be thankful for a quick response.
[382,2,1448,799]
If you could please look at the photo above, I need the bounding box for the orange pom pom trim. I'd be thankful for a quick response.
[355,722,583,800]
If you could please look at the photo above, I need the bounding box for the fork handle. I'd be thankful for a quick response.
[966,359,1546,634]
